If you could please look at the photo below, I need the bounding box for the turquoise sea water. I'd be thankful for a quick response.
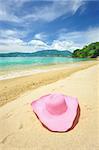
[0,57,91,80]
[0,57,89,70]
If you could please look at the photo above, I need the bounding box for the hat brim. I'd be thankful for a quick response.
[31,94,79,132]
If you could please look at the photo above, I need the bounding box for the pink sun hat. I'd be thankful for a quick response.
[31,93,80,132]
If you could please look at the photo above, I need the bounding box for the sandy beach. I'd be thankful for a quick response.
[0,60,99,150]
[0,60,98,107]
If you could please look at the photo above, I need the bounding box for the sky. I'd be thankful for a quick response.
[0,0,99,53]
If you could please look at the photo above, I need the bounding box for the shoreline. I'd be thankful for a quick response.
[0,60,98,107]
[0,59,97,80]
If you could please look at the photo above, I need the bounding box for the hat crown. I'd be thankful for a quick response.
[46,94,67,115]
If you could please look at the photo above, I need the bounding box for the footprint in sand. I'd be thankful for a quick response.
[19,124,23,130]
[84,105,92,110]
[3,113,13,119]
[0,134,13,144]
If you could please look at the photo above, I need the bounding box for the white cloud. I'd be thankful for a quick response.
[0,0,86,46]
[0,27,99,53]
[0,37,26,53]
[28,39,46,46]
[0,1,20,22]
[0,0,85,23]
[34,33,47,40]
[0,29,28,43]
[23,0,84,22]
[28,39,49,50]
[0,30,18,39]
[0,0,98,53]
[71,0,84,13]
[0,38,24,45]
[86,27,99,43]
[0,0,27,22]
[0,37,49,53]
[58,27,99,46]
[51,40,80,52]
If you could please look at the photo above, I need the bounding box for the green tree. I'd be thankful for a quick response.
[72,42,99,58]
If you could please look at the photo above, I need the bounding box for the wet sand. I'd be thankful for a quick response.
[0,60,98,107]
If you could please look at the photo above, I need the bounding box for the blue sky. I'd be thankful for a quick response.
[0,0,99,53]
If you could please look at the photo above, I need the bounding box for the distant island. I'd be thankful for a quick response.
[0,42,99,58]
[0,50,72,57]
[72,42,99,58]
